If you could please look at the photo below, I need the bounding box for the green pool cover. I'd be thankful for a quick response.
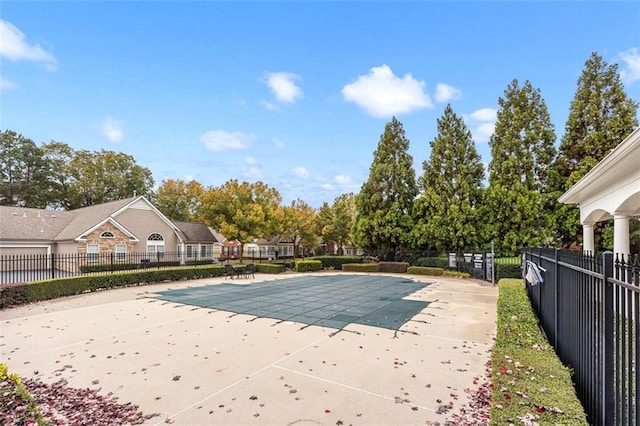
[154,274,431,331]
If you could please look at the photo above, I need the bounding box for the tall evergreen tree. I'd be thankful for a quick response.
[353,117,417,259]
[554,52,639,247]
[483,79,557,253]
[413,105,484,251]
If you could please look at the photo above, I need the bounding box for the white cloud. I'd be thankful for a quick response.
[200,130,252,151]
[260,100,281,111]
[0,20,57,70]
[469,108,497,122]
[320,183,335,191]
[342,64,432,117]
[620,47,640,84]
[245,156,257,165]
[272,138,286,148]
[434,83,462,103]
[102,117,124,142]
[244,166,263,179]
[0,76,17,90]
[464,107,497,144]
[473,122,496,144]
[334,175,351,185]
[265,71,303,103]
[291,166,309,179]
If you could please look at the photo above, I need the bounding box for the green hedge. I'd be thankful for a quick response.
[377,261,410,273]
[495,262,522,281]
[80,263,139,273]
[295,260,323,272]
[491,279,587,425]
[442,270,470,278]
[341,263,379,273]
[406,266,444,276]
[255,263,284,274]
[0,266,225,309]
[414,257,449,269]
[306,255,362,270]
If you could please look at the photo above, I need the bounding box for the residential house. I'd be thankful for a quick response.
[244,235,310,260]
[0,196,218,270]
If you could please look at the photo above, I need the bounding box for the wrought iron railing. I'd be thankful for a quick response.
[523,248,639,425]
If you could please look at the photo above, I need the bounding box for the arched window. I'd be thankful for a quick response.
[100,231,114,238]
[147,233,165,259]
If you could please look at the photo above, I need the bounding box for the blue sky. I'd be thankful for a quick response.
[2,1,639,208]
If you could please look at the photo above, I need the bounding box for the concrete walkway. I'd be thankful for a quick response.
[1,273,497,425]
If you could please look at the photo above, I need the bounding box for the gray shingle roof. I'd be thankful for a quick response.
[173,221,218,243]
[55,197,138,240]
[0,206,75,241]
[207,227,226,243]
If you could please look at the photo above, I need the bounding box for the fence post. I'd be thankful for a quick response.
[50,252,55,280]
[553,248,559,349]
[602,251,614,426]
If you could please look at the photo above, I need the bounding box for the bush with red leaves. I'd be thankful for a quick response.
[2,376,159,426]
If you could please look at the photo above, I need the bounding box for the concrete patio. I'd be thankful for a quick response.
[1,272,497,425]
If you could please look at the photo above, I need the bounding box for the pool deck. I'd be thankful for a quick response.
[1,272,497,425]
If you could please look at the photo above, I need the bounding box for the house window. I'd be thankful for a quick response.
[201,245,212,259]
[223,246,229,257]
[116,244,127,261]
[100,231,114,238]
[87,244,99,262]
[176,245,182,258]
[232,246,239,256]
[186,245,197,259]
[147,233,165,259]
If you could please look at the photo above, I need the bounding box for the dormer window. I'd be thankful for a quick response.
[100,231,115,238]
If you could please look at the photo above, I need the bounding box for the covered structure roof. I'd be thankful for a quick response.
[559,127,640,255]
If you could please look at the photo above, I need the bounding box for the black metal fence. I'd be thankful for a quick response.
[523,248,639,425]
[396,249,522,283]
[0,251,218,285]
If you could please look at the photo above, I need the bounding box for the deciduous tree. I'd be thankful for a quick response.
[0,130,51,208]
[197,179,282,243]
[353,117,417,259]
[276,198,318,255]
[42,141,75,210]
[65,149,154,209]
[316,193,357,254]
[155,179,204,221]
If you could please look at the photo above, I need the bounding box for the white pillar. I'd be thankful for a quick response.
[613,214,630,258]
[583,223,595,253]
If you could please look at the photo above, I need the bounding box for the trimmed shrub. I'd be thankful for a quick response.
[496,262,522,281]
[406,266,444,276]
[342,263,379,273]
[0,266,225,309]
[295,260,323,272]
[255,263,284,274]
[491,279,587,424]
[442,270,471,278]
[80,263,139,273]
[414,257,449,269]
[0,364,46,425]
[307,255,362,270]
[378,261,410,273]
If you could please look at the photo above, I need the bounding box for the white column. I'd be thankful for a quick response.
[582,223,595,254]
[613,214,630,258]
